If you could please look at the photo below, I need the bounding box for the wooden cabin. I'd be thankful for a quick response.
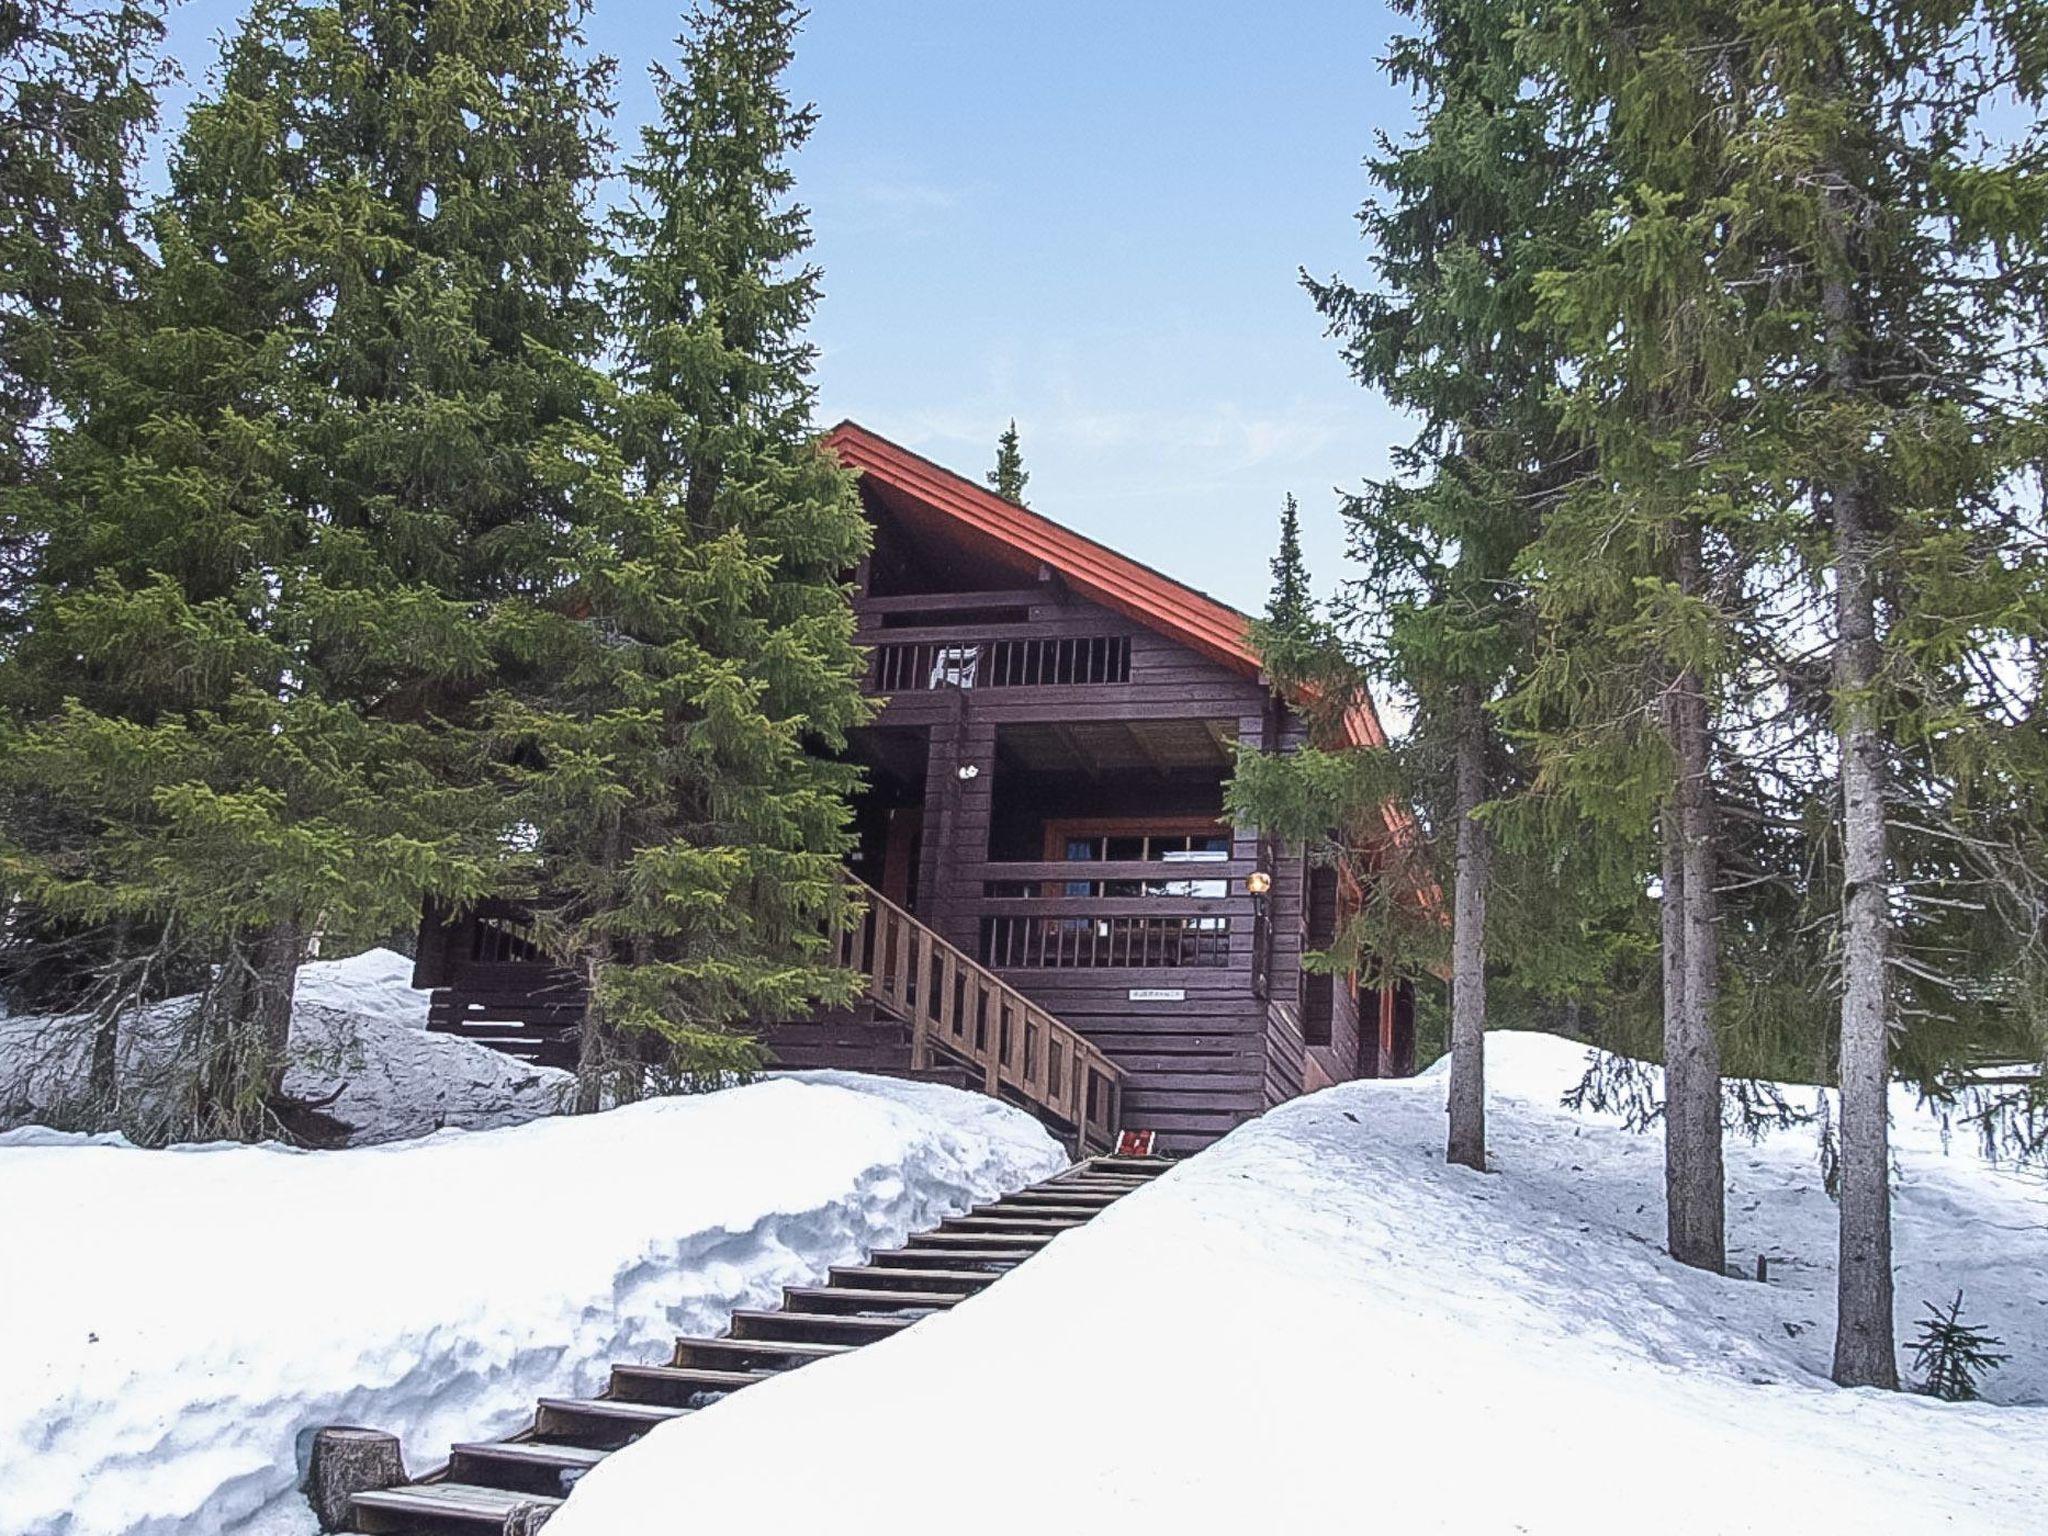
[415,422,1415,1154]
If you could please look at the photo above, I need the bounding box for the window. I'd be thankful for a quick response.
[1037,820,1233,899]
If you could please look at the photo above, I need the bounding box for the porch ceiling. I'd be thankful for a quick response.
[996,718,1238,777]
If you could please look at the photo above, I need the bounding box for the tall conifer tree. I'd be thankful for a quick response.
[0,0,165,1037]
[1512,0,1767,1272]
[494,0,870,1105]
[1775,1,2048,1389]
[0,0,611,1138]
[1525,0,2048,1372]
[1231,0,1594,1170]
[0,0,163,520]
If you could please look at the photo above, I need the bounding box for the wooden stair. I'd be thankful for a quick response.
[750,1000,980,1090]
[423,876,1126,1155]
[342,1155,1173,1534]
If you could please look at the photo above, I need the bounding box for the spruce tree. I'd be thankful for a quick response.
[1231,0,1598,1171]
[1779,2,2048,1390]
[494,0,870,1105]
[0,0,165,1043]
[0,0,163,522]
[1266,494,1312,635]
[987,419,1028,505]
[0,0,612,1139]
[1908,1294,2008,1402]
[1524,0,2048,1367]
[1510,0,1771,1272]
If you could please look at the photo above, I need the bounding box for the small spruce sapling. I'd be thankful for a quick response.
[1908,1292,2007,1402]
[987,420,1028,505]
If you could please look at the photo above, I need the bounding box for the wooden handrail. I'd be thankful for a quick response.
[963,858,1252,884]
[834,877,1125,1155]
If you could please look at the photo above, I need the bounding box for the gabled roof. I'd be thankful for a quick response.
[823,420,1390,751]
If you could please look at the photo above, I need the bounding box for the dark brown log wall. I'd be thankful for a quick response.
[855,583,1310,1152]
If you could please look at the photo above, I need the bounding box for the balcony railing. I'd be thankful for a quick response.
[869,634,1130,692]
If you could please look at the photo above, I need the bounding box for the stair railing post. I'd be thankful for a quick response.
[909,927,933,1070]
[981,979,1001,1097]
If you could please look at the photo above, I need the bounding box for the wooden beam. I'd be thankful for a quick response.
[1201,718,1238,761]
[1122,718,1175,777]
[1051,722,1102,780]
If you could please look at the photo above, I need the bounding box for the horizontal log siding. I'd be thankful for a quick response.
[1308,982,1363,1090]
[858,587,1325,1151]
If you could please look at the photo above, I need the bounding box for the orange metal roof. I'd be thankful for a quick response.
[824,420,1390,751]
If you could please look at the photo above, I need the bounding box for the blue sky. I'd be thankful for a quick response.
[157,0,1416,615]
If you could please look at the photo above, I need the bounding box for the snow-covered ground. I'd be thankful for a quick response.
[547,1032,2048,1536]
[0,949,572,1145]
[0,1072,1066,1536]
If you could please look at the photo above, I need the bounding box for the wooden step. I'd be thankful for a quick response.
[351,1481,559,1534]
[610,1362,771,1406]
[1073,1159,1172,1175]
[781,1285,968,1314]
[904,1229,1055,1251]
[445,1440,606,1498]
[859,1244,1037,1271]
[760,1019,911,1045]
[670,1335,852,1371]
[1087,1156,1174,1173]
[451,1440,607,1473]
[971,1201,1106,1219]
[533,1396,692,1447]
[827,1264,1000,1292]
[995,1189,1124,1205]
[728,1309,915,1345]
[938,1214,1092,1235]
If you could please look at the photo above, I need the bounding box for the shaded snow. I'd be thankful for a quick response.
[283,951,577,1142]
[0,1073,1066,1536]
[0,948,572,1145]
[291,948,436,1026]
[545,1031,2048,1536]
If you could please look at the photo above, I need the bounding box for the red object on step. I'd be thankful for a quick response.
[1116,1130,1157,1157]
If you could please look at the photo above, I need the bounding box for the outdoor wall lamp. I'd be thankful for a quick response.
[1245,870,1272,896]
[956,763,980,781]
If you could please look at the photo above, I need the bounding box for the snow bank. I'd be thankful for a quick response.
[0,948,572,1145]
[283,950,574,1143]
[0,1074,1066,1536]
[547,1031,2048,1536]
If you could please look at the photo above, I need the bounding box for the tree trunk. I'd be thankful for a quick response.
[193,917,306,1140]
[1824,240,1898,1388]
[251,917,305,1103]
[1663,524,1726,1272]
[574,946,608,1115]
[1830,460,1897,1388]
[304,1425,404,1531]
[87,919,134,1107]
[1446,684,1488,1171]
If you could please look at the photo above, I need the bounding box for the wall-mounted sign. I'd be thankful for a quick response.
[1128,988,1186,1002]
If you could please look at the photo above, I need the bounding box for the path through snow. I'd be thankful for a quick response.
[545,1032,2048,1536]
[0,1073,1065,1536]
